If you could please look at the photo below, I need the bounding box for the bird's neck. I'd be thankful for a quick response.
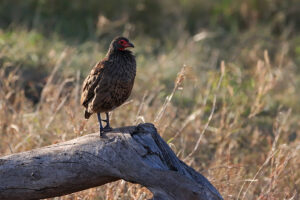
[107,48,130,54]
[106,49,133,61]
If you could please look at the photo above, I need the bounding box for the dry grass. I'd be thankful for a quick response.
[0,29,299,199]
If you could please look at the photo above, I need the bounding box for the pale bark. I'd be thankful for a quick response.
[0,123,223,200]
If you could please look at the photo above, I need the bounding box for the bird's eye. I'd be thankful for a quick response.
[119,40,126,44]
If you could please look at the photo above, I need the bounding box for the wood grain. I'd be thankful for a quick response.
[0,123,223,200]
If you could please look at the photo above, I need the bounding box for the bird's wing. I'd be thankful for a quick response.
[80,61,106,107]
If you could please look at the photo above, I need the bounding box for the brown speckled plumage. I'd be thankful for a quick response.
[81,37,136,134]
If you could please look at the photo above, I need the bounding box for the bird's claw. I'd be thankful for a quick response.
[99,126,112,137]
[100,128,104,137]
[103,125,113,132]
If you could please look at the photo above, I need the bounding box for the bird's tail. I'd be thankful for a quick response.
[84,110,92,119]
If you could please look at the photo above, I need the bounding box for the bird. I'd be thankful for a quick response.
[81,36,136,136]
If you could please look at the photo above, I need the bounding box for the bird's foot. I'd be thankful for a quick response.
[103,125,113,132]
[99,126,112,137]
[100,128,104,137]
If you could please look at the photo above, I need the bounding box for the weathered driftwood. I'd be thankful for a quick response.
[0,123,223,200]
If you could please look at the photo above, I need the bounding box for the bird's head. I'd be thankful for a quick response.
[110,36,134,52]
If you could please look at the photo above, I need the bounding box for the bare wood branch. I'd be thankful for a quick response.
[0,123,223,200]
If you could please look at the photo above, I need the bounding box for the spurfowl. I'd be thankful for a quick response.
[81,37,136,136]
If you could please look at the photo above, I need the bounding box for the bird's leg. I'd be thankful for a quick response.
[97,113,104,136]
[103,112,112,131]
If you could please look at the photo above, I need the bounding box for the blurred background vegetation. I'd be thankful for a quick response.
[0,0,299,199]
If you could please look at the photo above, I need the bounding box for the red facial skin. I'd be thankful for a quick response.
[118,40,134,51]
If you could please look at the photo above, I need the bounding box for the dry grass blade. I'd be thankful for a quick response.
[134,91,147,124]
[237,149,277,200]
[248,50,277,119]
[36,49,69,111]
[173,108,202,138]
[238,109,292,200]
[45,95,68,129]
[184,61,225,160]
[154,65,187,125]
[74,70,81,104]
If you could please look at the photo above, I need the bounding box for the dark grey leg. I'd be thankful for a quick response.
[97,113,104,136]
[103,112,112,131]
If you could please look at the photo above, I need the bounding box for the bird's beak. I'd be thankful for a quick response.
[125,42,134,48]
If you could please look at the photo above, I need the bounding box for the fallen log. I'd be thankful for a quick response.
[0,123,223,200]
